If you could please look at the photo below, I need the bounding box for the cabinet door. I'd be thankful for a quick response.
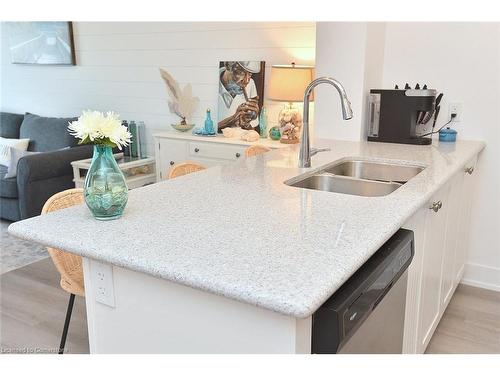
[157,138,188,180]
[440,172,463,308]
[418,183,450,352]
[454,156,478,284]
[402,207,427,354]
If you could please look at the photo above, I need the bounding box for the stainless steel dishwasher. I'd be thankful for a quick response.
[311,229,414,354]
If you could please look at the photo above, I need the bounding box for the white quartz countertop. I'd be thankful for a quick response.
[9,138,484,318]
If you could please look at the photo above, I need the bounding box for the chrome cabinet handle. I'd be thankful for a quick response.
[194,148,200,153]
[430,201,443,212]
[465,166,474,175]
[170,161,175,166]
[235,152,241,158]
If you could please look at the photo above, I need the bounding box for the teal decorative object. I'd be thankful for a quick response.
[439,127,457,142]
[269,126,281,140]
[204,109,215,135]
[84,145,128,220]
[259,107,268,138]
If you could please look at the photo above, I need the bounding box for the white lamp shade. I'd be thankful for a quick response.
[268,64,314,102]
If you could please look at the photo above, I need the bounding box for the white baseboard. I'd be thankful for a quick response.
[461,262,500,292]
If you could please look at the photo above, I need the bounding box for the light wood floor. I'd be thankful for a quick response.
[0,258,89,354]
[1,259,498,354]
[426,284,500,354]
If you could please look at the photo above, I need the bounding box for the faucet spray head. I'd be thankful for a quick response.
[341,95,354,120]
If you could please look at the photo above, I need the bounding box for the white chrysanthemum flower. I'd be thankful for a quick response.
[109,122,132,149]
[68,110,131,149]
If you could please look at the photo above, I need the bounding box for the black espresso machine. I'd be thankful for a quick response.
[367,86,440,145]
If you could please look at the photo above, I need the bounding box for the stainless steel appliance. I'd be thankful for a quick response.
[311,229,414,354]
[367,88,437,145]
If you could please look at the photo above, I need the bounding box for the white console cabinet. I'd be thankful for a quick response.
[153,132,286,180]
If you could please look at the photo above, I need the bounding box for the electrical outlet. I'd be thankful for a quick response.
[449,102,462,121]
[92,261,115,307]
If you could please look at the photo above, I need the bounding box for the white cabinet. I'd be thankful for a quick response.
[455,156,478,284]
[417,183,450,351]
[153,132,285,180]
[402,207,427,354]
[188,141,246,163]
[402,156,480,353]
[440,173,463,308]
[155,138,188,180]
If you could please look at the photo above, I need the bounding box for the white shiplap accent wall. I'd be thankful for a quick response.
[0,22,316,155]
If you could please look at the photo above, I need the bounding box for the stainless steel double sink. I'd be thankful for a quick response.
[285,159,425,197]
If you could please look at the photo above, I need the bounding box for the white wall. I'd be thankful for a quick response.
[383,22,500,291]
[314,22,386,141]
[0,22,316,155]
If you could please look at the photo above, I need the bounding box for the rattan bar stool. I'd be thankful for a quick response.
[244,145,271,157]
[41,188,85,354]
[168,162,206,179]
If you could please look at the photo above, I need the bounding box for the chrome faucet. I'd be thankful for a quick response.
[298,77,354,168]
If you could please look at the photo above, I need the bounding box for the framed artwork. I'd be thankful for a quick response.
[217,61,265,134]
[5,22,76,65]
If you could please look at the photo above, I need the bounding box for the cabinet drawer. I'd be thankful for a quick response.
[188,142,245,161]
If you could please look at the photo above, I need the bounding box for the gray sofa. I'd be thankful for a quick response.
[0,112,93,221]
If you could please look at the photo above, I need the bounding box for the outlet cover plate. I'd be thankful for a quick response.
[92,261,115,308]
[449,102,462,121]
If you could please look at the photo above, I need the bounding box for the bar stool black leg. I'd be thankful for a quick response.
[59,293,75,354]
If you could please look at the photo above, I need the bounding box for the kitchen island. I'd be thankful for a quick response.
[8,138,484,353]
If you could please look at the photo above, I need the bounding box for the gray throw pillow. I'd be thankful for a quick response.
[4,147,39,179]
[0,112,24,138]
[20,113,78,152]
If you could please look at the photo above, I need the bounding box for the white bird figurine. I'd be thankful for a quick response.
[159,68,200,125]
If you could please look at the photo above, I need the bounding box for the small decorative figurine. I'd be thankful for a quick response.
[269,126,281,141]
[221,127,245,138]
[240,130,260,142]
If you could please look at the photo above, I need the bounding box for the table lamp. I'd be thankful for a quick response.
[268,63,314,144]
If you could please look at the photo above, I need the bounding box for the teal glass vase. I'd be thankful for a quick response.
[84,145,128,220]
[204,109,215,135]
[259,107,268,138]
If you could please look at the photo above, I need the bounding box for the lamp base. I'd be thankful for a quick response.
[279,138,300,144]
[278,103,302,144]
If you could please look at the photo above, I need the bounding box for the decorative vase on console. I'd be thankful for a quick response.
[68,111,132,220]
